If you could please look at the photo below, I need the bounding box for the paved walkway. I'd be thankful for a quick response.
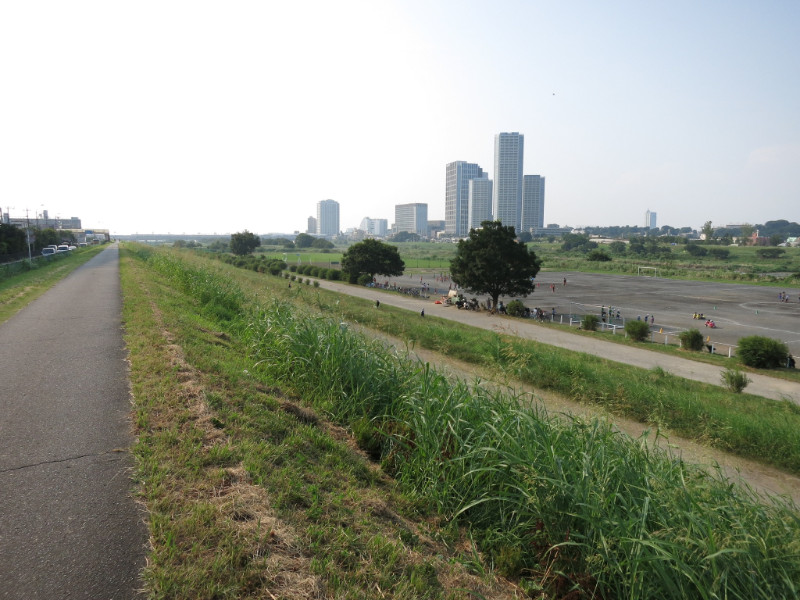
[313,279,800,404]
[0,245,147,599]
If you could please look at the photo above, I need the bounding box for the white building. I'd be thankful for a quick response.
[468,175,493,231]
[394,203,428,237]
[522,175,545,232]
[645,210,657,230]
[445,161,484,237]
[316,199,340,237]
[359,217,388,237]
[307,216,317,234]
[492,132,524,232]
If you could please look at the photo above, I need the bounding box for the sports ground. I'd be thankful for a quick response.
[521,271,800,357]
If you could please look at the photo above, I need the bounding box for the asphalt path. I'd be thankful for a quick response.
[0,245,147,599]
[310,274,800,404]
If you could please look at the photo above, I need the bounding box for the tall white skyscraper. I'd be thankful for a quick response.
[468,175,493,230]
[646,210,657,229]
[395,203,428,237]
[316,199,340,237]
[522,175,545,232]
[445,161,484,237]
[492,132,524,232]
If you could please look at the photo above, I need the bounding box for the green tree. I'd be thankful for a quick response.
[450,221,542,310]
[739,223,754,243]
[36,228,60,248]
[701,221,714,241]
[294,233,315,248]
[389,231,421,242]
[341,239,405,284]
[230,230,261,256]
[311,237,335,249]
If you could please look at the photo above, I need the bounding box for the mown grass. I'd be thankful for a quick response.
[0,245,107,323]
[121,244,521,599]
[123,244,800,599]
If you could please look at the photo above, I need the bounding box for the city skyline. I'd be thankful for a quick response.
[2,2,798,235]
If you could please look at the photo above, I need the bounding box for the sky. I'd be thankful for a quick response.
[2,0,798,236]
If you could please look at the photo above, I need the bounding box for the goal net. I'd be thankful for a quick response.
[637,266,659,277]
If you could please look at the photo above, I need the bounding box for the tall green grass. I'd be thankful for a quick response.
[243,299,800,599]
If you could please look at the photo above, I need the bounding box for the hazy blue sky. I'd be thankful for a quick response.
[2,1,798,235]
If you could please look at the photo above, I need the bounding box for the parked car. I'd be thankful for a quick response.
[41,247,56,256]
[57,245,70,253]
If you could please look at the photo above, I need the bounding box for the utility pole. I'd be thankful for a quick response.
[25,209,32,260]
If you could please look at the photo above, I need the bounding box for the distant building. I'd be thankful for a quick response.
[521,175,545,232]
[445,161,485,237]
[428,220,445,239]
[468,175,493,231]
[359,217,388,237]
[307,216,317,234]
[493,132,524,232]
[316,199,340,237]
[394,203,428,237]
[645,210,657,230]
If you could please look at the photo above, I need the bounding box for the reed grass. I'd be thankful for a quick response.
[243,296,800,599]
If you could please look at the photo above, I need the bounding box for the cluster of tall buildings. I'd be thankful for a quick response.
[307,132,545,240]
[445,132,545,237]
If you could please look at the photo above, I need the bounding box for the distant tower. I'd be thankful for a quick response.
[445,161,484,237]
[492,132,524,232]
[645,210,657,230]
[522,175,545,233]
[468,175,493,230]
[307,216,317,234]
[316,199,340,237]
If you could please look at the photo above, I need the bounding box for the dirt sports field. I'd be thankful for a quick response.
[417,270,800,357]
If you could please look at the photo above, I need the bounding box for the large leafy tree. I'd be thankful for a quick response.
[230,230,261,256]
[294,233,315,248]
[341,239,404,284]
[450,221,542,309]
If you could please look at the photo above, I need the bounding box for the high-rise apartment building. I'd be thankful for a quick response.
[394,203,428,237]
[522,175,545,233]
[645,210,657,229]
[468,175,493,230]
[359,217,388,237]
[316,199,340,237]
[492,132,524,232]
[445,161,484,237]
[307,216,317,234]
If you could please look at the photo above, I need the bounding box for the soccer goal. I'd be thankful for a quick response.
[637,266,659,277]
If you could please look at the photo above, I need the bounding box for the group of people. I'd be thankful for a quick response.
[778,291,796,303]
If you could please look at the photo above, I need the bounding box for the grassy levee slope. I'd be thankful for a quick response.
[123,244,800,599]
[121,244,522,600]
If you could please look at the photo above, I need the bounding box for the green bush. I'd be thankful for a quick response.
[737,336,789,368]
[327,268,341,281]
[721,368,749,393]
[679,328,705,351]
[506,299,526,317]
[582,314,600,331]
[586,249,611,262]
[356,273,372,286]
[625,319,651,342]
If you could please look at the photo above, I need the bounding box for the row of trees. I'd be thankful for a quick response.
[1,225,75,260]
[338,222,542,310]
